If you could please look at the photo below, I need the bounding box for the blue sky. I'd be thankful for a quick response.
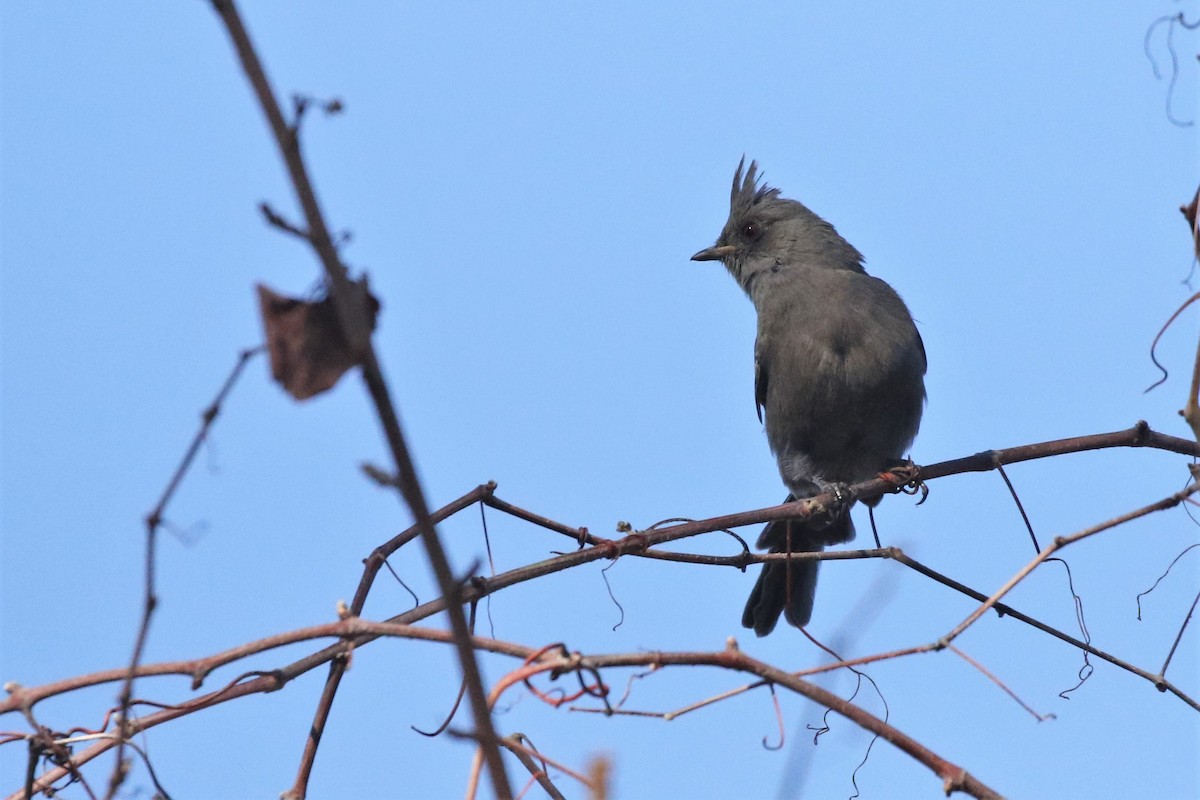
[2,3,1198,798]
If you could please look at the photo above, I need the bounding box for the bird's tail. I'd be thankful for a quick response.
[741,494,854,636]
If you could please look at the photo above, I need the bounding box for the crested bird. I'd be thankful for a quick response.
[692,159,926,635]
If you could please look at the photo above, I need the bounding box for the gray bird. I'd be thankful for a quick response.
[692,159,926,635]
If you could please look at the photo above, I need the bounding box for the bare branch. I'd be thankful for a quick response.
[10,620,1007,799]
[208,2,513,796]
[10,419,1198,795]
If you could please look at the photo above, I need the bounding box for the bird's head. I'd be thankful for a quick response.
[691,158,864,298]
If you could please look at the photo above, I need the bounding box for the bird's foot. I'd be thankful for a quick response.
[878,459,927,504]
[812,480,854,520]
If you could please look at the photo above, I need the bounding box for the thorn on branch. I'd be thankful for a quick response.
[259,202,311,241]
[361,462,401,488]
[291,92,345,129]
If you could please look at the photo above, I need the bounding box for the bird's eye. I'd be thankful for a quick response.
[742,221,762,240]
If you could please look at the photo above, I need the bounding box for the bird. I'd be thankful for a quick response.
[692,158,926,635]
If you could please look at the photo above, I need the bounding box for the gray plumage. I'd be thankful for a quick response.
[692,159,926,635]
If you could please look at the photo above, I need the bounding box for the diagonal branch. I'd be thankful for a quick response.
[207,3,512,798]
[269,424,1200,709]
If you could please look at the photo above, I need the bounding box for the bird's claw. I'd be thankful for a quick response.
[811,481,854,523]
[879,460,928,505]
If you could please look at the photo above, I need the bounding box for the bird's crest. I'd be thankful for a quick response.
[730,156,781,216]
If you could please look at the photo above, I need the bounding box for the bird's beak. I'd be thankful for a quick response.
[691,244,735,262]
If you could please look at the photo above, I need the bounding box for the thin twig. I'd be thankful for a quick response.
[947,645,1052,722]
[1158,589,1200,681]
[941,483,1200,646]
[107,346,260,799]
[499,734,567,800]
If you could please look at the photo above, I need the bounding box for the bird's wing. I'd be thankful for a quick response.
[914,324,928,375]
[754,337,767,424]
